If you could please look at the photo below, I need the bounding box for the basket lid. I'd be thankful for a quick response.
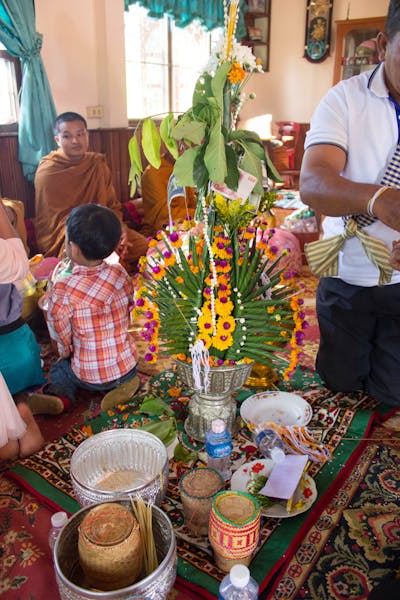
[215,491,258,525]
[80,503,134,547]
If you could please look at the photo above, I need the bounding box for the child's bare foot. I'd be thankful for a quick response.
[0,439,19,461]
[17,403,45,458]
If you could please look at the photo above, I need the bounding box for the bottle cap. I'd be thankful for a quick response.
[211,418,226,434]
[270,446,285,463]
[255,428,276,446]
[51,511,68,528]
[230,564,250,588]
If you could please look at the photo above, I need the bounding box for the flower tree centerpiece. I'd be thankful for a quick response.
[131,0,307,441]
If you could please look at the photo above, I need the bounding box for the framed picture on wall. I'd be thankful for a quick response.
[304,0,334,63]
[247,0,269,15]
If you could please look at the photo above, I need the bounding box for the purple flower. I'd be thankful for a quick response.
[170,231,179,242]
[144,353,153,362]
[136,297,145,307]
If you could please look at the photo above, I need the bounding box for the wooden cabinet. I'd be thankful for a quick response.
[242,1,271,71]
[333,17,386,85]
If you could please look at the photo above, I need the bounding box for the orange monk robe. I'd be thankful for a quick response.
[140,155,197,238]
[2,198,29,254]
[34,150,148,263]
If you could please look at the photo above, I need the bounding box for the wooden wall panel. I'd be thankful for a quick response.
[0,135,35,218]
[0,128,137,219]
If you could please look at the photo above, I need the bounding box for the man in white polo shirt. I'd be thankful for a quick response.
[300,0,400,407]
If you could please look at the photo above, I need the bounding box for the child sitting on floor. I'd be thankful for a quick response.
[29,204,139,413]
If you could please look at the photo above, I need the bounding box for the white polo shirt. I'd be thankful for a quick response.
[305,63,400,286]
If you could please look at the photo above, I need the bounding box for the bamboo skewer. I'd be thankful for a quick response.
[130,497,158,576]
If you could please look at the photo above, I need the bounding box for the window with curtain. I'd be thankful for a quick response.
[0,41,20,129]
[125,4,222,119]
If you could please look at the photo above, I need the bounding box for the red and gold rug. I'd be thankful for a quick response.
[2,268,398,599]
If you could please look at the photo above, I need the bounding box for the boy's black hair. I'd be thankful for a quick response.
[66,204,121,261]
[54,112,87,135]
[386,0,400,41]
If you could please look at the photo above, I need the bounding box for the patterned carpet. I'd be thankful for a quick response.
[1,268,399,599]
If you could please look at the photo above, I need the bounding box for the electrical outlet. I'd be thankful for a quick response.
[86,105,104,119]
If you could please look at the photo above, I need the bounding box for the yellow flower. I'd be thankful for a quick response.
[197,311,214,335]
[195,334,212,349]
[212,333,234,351]
[216,315,236,335]
[215,297,234,316]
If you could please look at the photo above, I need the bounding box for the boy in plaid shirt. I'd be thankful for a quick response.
[30,204,139,413]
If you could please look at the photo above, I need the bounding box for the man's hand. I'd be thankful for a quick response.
[389,240,400,270]
[117,224,133,260]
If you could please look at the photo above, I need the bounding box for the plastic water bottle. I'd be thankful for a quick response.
[48,511,68,553]
[256,428,286,463]
[205,418,233,481]
[218,564,259,599]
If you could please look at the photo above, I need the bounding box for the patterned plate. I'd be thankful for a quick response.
[231,458,317,518]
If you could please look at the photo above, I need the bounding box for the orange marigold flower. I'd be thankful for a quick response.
[228,62,246,83]
[175,276,184,284]
[151,265,166,280]
[168,386,182,397]
[173,353,187,361]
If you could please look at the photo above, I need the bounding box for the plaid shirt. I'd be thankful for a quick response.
[46,262,137,384]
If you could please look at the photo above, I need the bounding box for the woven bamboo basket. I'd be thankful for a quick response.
[78,502,142,591]
[179,468,223,536]
[208,491,260,572]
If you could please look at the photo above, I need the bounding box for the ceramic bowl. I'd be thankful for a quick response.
[240,391,313,432]
[70,429,169,507]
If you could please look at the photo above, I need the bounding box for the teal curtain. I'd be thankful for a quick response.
[125,0,246,39]
[0,0,57,181]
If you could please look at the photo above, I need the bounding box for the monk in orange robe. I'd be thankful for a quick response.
[34,112,148,269]
[140,154,197,238]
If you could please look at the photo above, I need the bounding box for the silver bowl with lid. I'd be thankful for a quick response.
[54,499,177,600]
